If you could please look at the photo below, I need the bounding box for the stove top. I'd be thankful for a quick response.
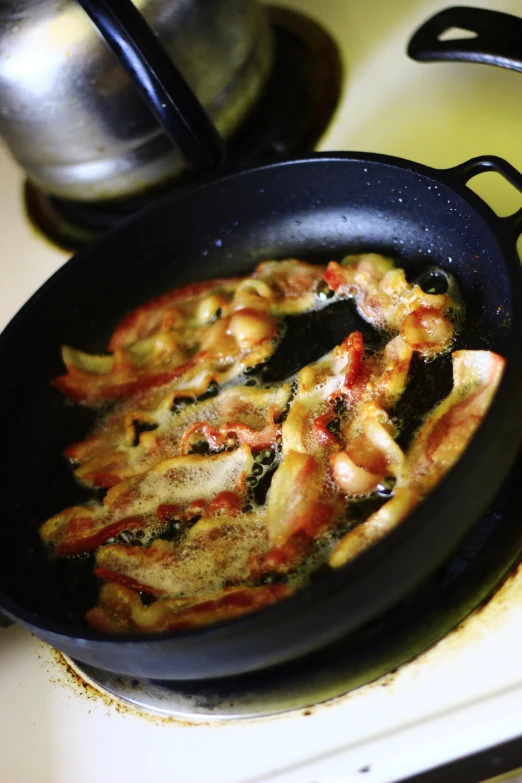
[2,0,522,782]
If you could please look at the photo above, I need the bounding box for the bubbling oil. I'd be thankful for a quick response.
[52,262,479,624]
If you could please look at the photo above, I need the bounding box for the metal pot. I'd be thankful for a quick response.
[0,0,272,201]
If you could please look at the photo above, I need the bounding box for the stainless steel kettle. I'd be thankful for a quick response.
[0,0,272,201]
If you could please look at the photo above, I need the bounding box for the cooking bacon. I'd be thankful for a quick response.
[52,261,328,407]
[93,510,269,600]
[40,446,253,555]
[179,420,281,455]
[406,350,505,495]
[252,259,327,314]
[52,356,194,406]
[66,383,290,489]
[329,487,419,567]
[270,328,412,545]
[52,308,278,406]
[266,451,326,546]
[108,278,242,351]
[329,349,504,567]
[331,404,405,496]
[251,499,341,578]
[39,253,503,637]
[87,582,293,634]
[40,506,149,557]
[324,254,459,357]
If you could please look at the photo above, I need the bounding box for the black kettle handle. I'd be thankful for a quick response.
[77,0,226,176]
[408,6,522,73]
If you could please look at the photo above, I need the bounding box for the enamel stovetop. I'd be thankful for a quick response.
[2,1,522,782]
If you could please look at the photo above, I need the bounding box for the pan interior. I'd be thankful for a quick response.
[0,157,513,634]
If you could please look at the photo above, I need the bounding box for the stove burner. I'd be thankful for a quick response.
[63,454,522,720]
[25,7,343,252]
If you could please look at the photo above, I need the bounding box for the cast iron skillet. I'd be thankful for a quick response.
[1,151,522,679]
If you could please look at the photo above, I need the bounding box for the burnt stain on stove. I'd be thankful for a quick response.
[48,647,201,728]
[49,645,337,727]
[47,644,376,725]
[43,555,522,729]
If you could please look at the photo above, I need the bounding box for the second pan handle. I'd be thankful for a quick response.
[442,155,522,240]
[408,6,522,74]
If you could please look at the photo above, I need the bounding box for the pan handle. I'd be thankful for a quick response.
[408,6,522,73]
[443,156,522,239]
[77,0,226,176]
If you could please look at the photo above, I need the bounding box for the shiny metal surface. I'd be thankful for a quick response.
[64,654,318,718]
[24,6,344,250]
[0,0,272,200]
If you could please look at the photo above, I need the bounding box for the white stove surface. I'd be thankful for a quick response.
[2,1,522,781]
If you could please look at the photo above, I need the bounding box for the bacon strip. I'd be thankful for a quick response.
[331,404,406,496]
[66,384,290,489]
[268,329,412,546]
[87,582,292,634]
[52,361,194,406]
[94,510,269,599]
[109,278,242,351]
[180,420,281,455]
[329,349,504,567]
[52,309,278,406]
[267,452,328,546]
[324,254,458,357]
[252,259,326,314]
[407,350,505,495]
[40,446,253,555]
[52,261,327,407]
[329,487,419,567]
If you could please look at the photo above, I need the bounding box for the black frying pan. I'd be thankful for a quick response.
[1,151,522,679]
[2,1,522,680]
